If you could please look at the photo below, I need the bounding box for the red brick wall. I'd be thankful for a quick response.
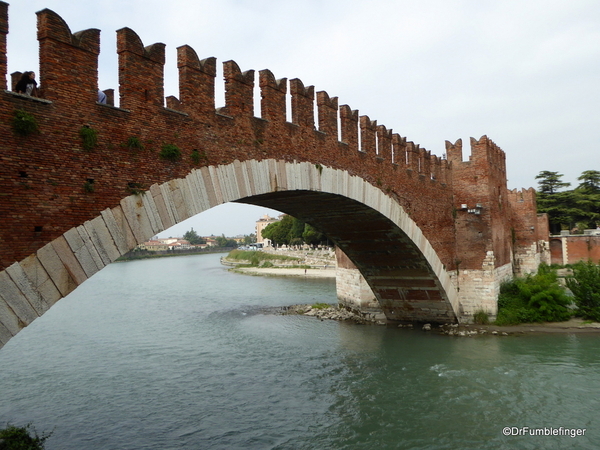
[0,5,533,276]
[447,136,520,270]
[550,236,600,265]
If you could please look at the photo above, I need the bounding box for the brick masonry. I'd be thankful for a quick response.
[0,4,547,346]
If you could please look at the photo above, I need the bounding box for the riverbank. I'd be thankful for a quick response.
[231,266,336,278]
[228,261,600,335]
[272,303,600,335]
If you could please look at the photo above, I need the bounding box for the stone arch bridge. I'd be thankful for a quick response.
[0,4,548,349]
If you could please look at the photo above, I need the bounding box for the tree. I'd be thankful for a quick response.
[0,423,52,449]
[243,234,256,245]
[215,234,237,248]
[576,170,600,193]
[261,215,294,245]
[535,170,600,232]
[566,261,600,321]
[302,223,325,246]
[535,171,570,194]
[182,228,206,245]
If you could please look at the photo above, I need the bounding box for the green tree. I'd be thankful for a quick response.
[0,423,52,449]
[576,170,600,193]
[215,234,237,248]
[262,215,294,245]
[535,171,571,194]
[183,228,206,245]
[243,234,256,245]
[302,223,325,246]
[536,170,600,232]
[566,261,600,321]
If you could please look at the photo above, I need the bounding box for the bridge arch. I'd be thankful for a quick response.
[0,159,459,349]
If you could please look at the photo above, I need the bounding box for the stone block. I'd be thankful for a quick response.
[63,227,102,278]
[19,254,61,307]
[37,241,78,297]
[101,207,132,256]
[83,216,121,264]
[0,271,39,325]
[5,262,49,315]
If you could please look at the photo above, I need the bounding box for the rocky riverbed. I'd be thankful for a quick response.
[273,304,388,325]
[270,304,600,336]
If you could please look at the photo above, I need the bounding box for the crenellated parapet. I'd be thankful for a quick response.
[222,60,254,118]
[469,135,507,179]
[117,27,165,110]
[340,104,359,151]
[359,115,377,155]
[260,69,287,123]
[0,2,552,334]
[0,2,530,283]
[316,91,338,138]
[37,8,100,103]
[289,78,314,128]
[445,138,463,165]
[177,45,216,116]
[376,125,392,161]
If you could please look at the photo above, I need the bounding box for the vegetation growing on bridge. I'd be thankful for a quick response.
[190,149,207,165]
[12,109,39,136]
[79,125,98,151]
[159,143,181,161]
[124,136,144,151]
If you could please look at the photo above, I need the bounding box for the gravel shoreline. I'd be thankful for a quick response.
[231,266,337,278]
[232,266,600,335]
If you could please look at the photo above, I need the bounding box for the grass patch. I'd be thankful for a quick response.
[473,310,490,325]
[227,249,300,267]
[311,303,332,310]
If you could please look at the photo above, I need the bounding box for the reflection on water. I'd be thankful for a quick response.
[0,253,599,449]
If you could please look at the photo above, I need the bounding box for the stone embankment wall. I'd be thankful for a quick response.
[263,247,382,313]
[261,246,336,268]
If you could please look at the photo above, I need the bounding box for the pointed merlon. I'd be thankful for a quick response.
[290,78,314,128]
[260,69,287,122]
[317,91,338,137]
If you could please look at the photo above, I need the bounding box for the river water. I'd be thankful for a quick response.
[1,253,599,449]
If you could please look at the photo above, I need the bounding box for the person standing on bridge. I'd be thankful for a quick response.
[15,71,38,97]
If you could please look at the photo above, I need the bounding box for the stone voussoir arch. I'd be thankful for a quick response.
[0,159,460,349]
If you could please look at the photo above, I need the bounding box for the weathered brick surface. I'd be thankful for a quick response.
[550,235,600,265]
[0,4,541,294]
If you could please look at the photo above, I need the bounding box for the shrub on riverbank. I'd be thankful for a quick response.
[0,423,52,449]
[566,260,600,321]
[496,264,573,325]
[227,249,300,267]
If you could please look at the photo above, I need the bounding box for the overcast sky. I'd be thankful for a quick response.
[6,0,599,237]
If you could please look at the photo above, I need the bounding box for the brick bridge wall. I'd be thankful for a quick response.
[0,4,544,343]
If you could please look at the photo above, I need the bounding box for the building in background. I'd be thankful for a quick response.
[255,214,281,246]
